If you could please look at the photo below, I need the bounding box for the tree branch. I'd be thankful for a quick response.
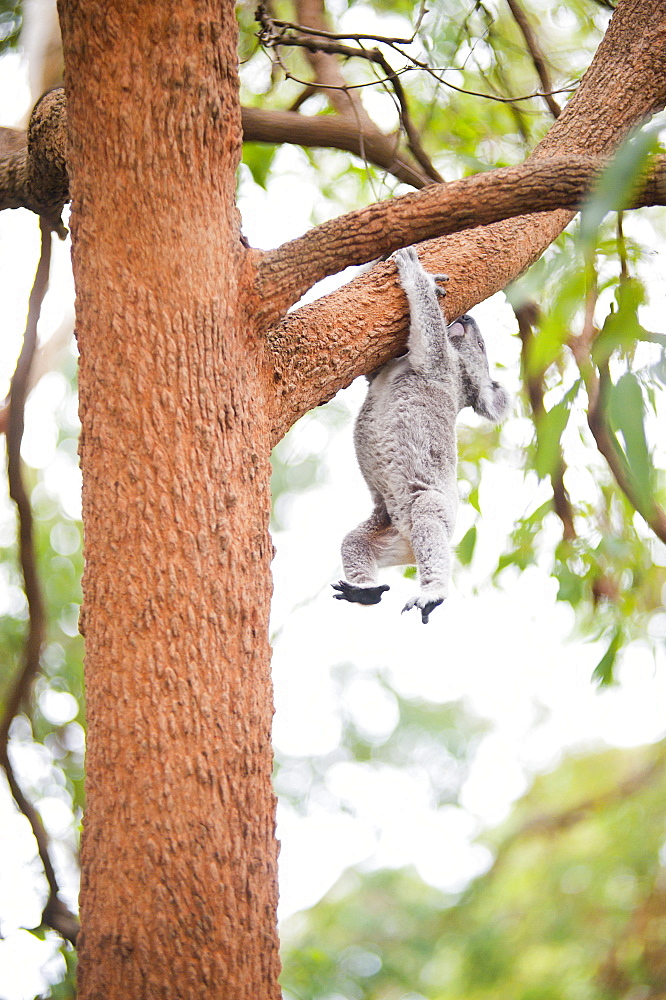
[256,0,441,188]
[0,220,79,945]
[286,0,375,125]
[259,27,443,183]
[241,106,429,189]
[255,154,666,325]
[0,89,69,236]
[505,0,562,118]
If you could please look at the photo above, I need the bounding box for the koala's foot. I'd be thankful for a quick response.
[332,581,390,606]
[401,595,445,624]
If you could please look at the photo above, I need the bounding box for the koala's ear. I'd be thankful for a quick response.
[475,381,511,422]
[447,320,465,339]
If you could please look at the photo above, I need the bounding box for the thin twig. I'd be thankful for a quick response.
[0,220,51,749]
[260,0,441,186]
[0,218,79,945]
[363,44,443,183]
[260,25,578,104]
[506,0,562,118]
[0,745,79,944]
[617,212,628,282]
[260,5,428,47]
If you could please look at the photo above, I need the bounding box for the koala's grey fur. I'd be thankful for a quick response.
[332,246,510,623]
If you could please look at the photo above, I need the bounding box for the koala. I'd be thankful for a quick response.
[332,245,510,623]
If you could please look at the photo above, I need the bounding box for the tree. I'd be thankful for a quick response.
[0,0,665,996]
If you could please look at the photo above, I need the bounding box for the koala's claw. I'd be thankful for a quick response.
[332,581,390,606]
[433,274,449,298]
[401,595,445,624]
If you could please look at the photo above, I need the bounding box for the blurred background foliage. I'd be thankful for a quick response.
[0,0,21,54]
[1,0,665,997]
[280,742,666,1000]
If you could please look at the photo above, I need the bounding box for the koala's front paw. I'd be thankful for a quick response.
[393,246,419,267]
[401,594,445,624]
[332,581,390,606]
[433,274,449,298]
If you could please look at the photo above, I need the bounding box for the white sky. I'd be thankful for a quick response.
[1,29,666,1000]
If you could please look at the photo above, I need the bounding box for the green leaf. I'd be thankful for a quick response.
[580,126,662,249]
[592,279,649,365]
[242,142,278,190]
[457,525,477,566]
[534,380,581,480]
[467,485,481,514]
[555,564,584,607]
[607,372,653,503]
[592,625,623,685]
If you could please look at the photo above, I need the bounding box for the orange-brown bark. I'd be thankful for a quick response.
[254,155,666,325]
[58,1,280,997]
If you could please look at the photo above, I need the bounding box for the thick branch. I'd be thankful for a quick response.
[256,154,666,324]
[0,89,69,235]
[263,0,666,440]
[241,106,429,189]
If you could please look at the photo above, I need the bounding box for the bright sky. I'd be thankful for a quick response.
[1,34,666,1000]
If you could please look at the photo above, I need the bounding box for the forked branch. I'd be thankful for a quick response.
[254,154,666,325]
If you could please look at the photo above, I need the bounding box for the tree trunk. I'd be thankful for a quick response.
[57,2,280,996]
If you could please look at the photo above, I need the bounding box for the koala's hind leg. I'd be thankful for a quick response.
[333,510,411,606]
[402,490,454,623]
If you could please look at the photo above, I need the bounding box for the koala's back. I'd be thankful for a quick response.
[355,357,459,525]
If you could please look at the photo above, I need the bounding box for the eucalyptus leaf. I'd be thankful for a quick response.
[608,372,653,503]
[580,126,663,248]
[457,525,477,566]
[535,380,582,480]
[592,625,623,685]
[592,278,649,365]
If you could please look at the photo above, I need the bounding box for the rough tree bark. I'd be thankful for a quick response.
[57,2,281,996]
[0,0,663,996]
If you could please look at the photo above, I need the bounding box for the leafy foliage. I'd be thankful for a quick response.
[0,0,21,54]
